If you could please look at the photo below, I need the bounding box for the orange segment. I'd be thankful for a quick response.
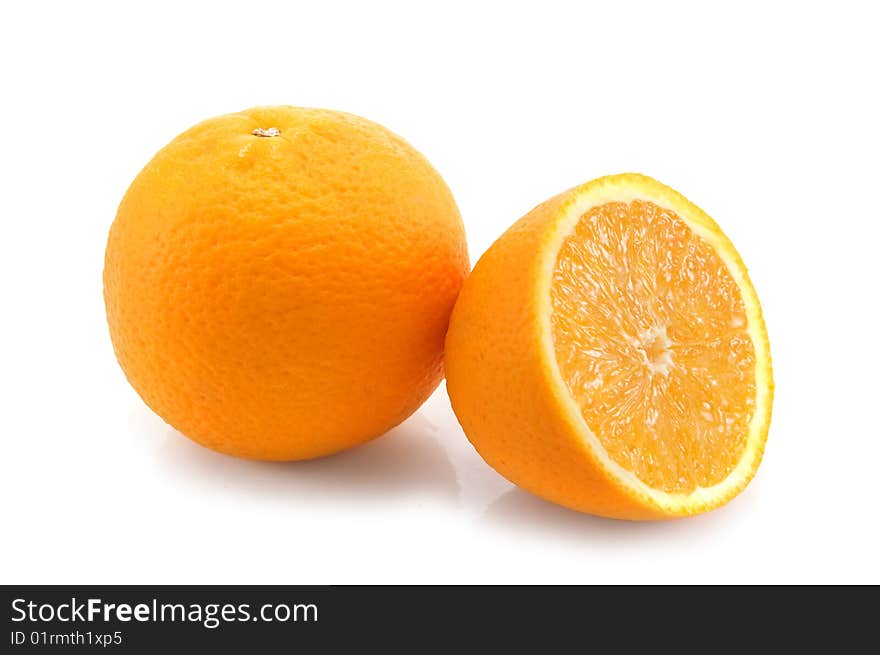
[445,173,773,519]
[551,200,756,495]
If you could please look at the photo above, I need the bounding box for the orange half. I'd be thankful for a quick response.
[445,174,773,519]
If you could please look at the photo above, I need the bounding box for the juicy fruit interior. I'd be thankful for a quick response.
[551,201,756,495]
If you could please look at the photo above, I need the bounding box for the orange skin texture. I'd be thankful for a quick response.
[444,193,659,518]
[104,106,468,460]
[444,177,770,520]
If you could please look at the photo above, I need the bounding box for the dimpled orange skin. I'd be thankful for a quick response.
[104,106,468,460]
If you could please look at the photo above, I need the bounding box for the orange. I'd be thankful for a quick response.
[104,106,468,460]
[445,174,772,519]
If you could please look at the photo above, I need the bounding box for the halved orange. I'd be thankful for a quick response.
[445,174,772,519]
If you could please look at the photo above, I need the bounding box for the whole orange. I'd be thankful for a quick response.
[104,106,468,460]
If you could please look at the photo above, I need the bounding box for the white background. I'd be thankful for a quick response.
[1,1,878,584]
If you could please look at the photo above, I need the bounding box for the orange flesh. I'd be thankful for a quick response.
[551,201,757,494]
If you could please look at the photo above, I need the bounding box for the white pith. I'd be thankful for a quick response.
[631,325,674,376]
